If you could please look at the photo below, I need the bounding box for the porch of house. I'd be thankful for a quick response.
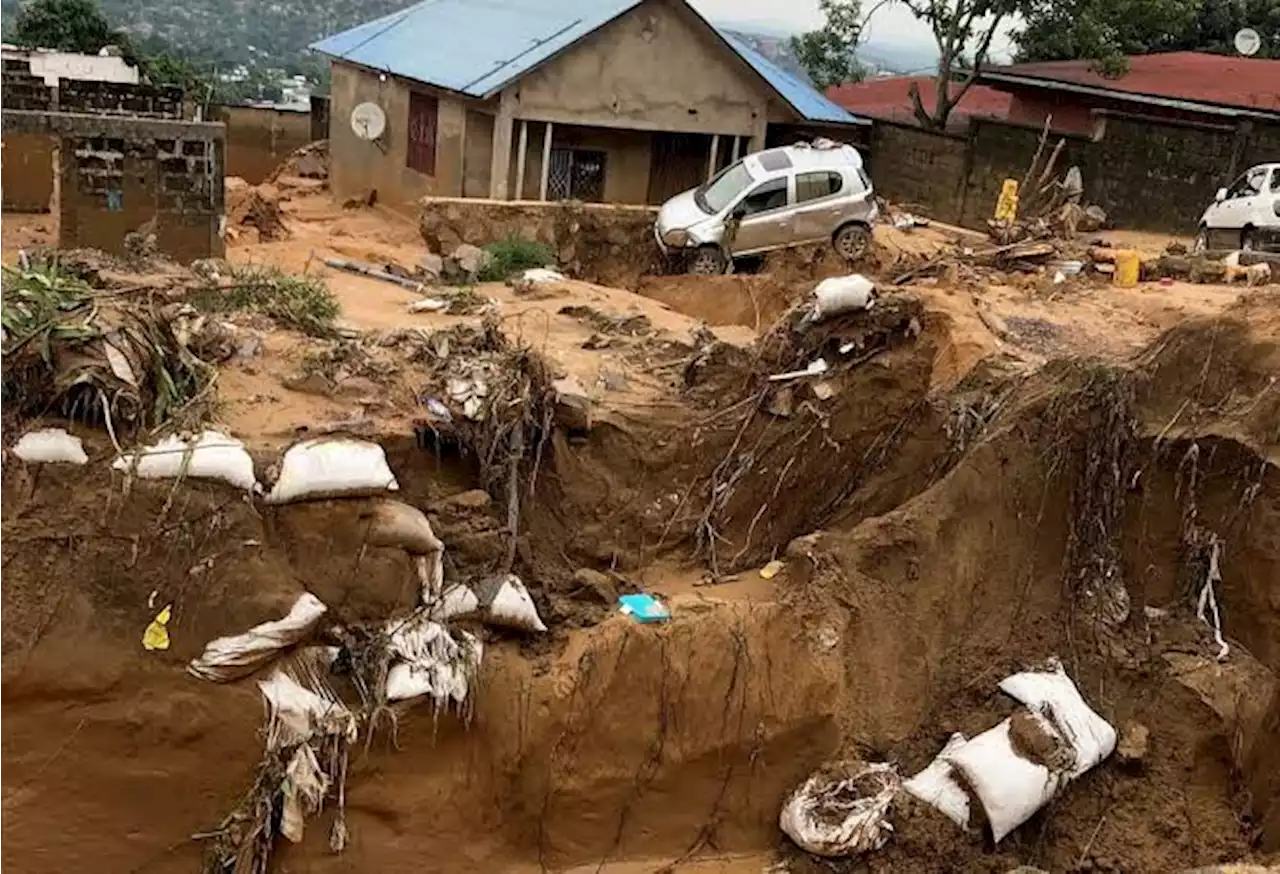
[474,117,760,206]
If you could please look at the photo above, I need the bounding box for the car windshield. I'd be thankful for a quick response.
[696,161,755,214]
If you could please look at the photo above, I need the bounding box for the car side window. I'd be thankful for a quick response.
[739,177,788,216]
[795,171,844,203]
[1271,168,1280,192]
[1230,169,1264,198]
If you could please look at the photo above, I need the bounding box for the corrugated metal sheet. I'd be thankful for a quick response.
[310,0,643,98]
[310,0,868,124]
[716,30,866,125]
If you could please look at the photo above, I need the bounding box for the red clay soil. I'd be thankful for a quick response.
[2,295,1278,874]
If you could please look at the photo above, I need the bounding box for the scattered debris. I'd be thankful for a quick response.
[760,560,785,580]
[1117,721,1149,769]
[12,427,89,465]
[552,376,592,430]
[618,593,670,623]
[142,604,173,651]
[780,761,899,857]
[324,257,423,291]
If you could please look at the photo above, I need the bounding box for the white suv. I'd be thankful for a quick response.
[1194,162,1280,253]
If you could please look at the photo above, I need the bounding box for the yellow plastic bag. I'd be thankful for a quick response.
[994,179,1019,223]
[143,605,172,651]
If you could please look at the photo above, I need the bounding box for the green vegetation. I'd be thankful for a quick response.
[790,0,866,90]
[1012,0,1280,71]
[477,238,557,283]
[2,258,215,430]
[191,266,339,337]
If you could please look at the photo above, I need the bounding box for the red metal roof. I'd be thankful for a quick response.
[987,52,1280,112]
[826,75,1011,129]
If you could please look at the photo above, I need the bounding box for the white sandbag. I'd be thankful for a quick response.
[943,716,1061,842]
[258,666,357,751]
[945,660,1116,843]
[812,275,875,321]
[477,573,547,633]
[430,584,480,621]
[518,268,565,284]
[189,593,328,682]
[779,761,899,857]
[13,427,90,465]
[384,613,483,707]
[364,499,443,555]
[999,659,1117,776]
[112,429,257,490]
[265,437,399,504]
[902,732,971,829]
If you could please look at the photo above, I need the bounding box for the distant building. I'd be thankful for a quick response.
[826,75,1011,132]
[309,0,869,208]
[1,44,140,86]
[975,52,1280,134]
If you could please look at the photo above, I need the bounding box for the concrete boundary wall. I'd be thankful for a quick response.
[2,109,226,261]
[869,113,1280,234]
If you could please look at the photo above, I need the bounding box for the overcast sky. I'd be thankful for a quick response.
[689,0,1018,62]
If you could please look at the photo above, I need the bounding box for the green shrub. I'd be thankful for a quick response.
[476,237,555,283]
[192,265,339,337]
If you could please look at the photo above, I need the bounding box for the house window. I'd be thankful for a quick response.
[407,91,438,175]
[795,171,843,203]
[548,148,607,201]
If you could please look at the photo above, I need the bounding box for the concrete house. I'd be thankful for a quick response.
[310,0,867,209]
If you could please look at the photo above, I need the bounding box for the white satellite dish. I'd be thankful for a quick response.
[1234,27,1261,56]
[350,102,387,141]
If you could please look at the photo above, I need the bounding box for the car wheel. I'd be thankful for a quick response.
[833,223,871,261]
[687,245,725,275]
[1192,227,1209,255]
[1241,228,1257,251]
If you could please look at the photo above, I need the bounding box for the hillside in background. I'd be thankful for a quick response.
[0,0,938,87]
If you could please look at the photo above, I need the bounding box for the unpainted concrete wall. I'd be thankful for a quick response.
[328,62,474,208]
[2,133,56,212]
[216,105,313,184]
[869,114,1280,234]
[511,0,770,137]
[868,122,969,220]
[463,110,495,197]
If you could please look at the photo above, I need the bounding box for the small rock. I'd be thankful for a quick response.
[335,376,382,400]
[1117,721,1149,768]
[570,568,618,604]
[450,243,491,279]
[552,376,592,431]
[445,489,491,510]
[421,252,443,281]
[282,371,333,397]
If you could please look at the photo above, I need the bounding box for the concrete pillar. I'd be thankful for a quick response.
[488,98,515,200]
[514,119,528,200]
[747,112,768,156]
[730,134,741,163]
[706,133,719,181]
[539,121,553,201]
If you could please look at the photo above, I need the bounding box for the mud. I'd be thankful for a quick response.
[4,180,1280,874]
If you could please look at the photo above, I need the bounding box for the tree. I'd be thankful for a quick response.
[11,0,133,56]
[1012,0,1280,69]
[791,0,867,89]
[902,0,1025,130]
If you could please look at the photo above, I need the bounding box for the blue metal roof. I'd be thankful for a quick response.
[310,0,868,124]
[716,29,867,125]
[310,0,644,98]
